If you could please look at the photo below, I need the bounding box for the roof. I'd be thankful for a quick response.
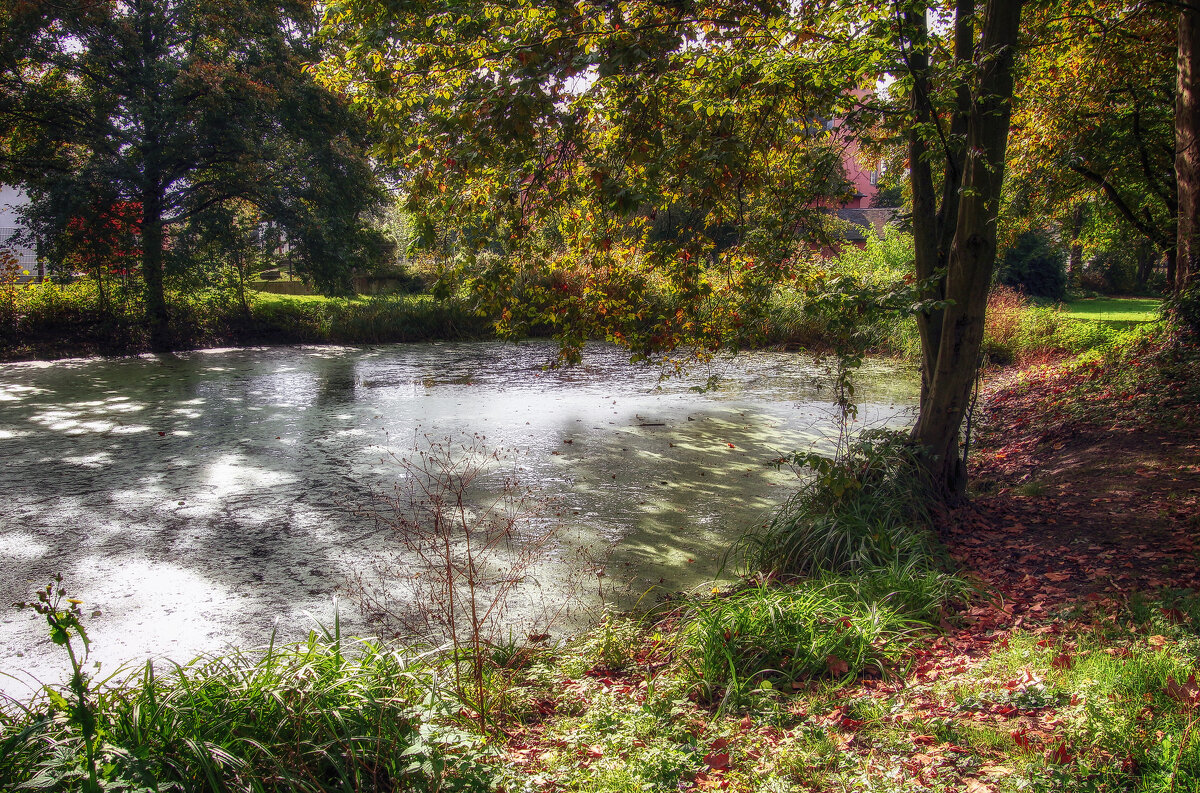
[833,207,896,241]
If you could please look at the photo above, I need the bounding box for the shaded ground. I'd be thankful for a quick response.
[953,358,1200,617]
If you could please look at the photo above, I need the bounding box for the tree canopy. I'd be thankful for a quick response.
[0,0,392,348]
[317,0,1024,496]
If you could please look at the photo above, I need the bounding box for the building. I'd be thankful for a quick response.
[0,185,38,280]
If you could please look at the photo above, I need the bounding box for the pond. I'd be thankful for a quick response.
[0,341,917,697]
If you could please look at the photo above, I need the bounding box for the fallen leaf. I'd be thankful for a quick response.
[826,655,849,677]
[1046,743,1074,765]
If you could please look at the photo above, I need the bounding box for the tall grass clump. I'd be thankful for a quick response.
[679,431,974,705]
[733,431,940,578]
[677,581,917,704]
[1,618,491,792]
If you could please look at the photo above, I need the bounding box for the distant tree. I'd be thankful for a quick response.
[1005,0,1200,292]
[996,231,1068,301]
[0,0,389,349]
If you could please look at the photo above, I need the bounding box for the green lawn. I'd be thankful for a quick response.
[248,289,369,308]
[1060,296,1161,323]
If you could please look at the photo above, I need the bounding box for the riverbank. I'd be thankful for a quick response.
[1,281,1157,365]
[3,327,1197,791]
[0,289,494,362]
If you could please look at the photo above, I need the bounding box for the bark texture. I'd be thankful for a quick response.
[907,0,974,406]
[910,0,1023,498]
[1178,2,1200,290]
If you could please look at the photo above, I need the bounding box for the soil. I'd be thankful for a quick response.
[948,356,1200,620]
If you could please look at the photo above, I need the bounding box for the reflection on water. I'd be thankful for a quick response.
[0,341,917,696]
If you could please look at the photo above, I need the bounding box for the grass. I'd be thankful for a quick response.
[733,431,942,577]
[675,573,938,706]
[0,630,492,792]
[1060,297,1162,323]
[5,580,1198,791]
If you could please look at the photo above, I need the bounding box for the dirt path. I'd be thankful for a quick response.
[948,360,1200,620]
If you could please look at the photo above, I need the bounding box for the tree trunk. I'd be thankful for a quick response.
[1068,204,1084,290]
[1178,2,1200,291]
[141,183,170,352]
[907,0,973,406]
[911,0,1023,498]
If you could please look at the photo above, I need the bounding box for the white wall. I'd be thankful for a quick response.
[0,184,28,227]
[0,185,37,275]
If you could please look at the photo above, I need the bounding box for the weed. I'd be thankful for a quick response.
[347,435,564,736]
[3,584,492,792]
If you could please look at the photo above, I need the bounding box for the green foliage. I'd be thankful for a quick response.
[314,0,893,361]
[1062,320,1200,429]
[828,228,915,289]
[970,630,1200,791]
[676,575,921,705]
[1165,282,1200,338]
[1,602,492,792]
[247,292,489,344]
[981,288,1148,365]
[0,0,392,335]
[996,230,1069,301]
[516,677,704,793]
[734,431,941,578]
[0,282,488,358]
[1005,4,1174,274]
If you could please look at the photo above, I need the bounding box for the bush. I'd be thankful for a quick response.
[733,431,941,578]
[996,230,1068,301]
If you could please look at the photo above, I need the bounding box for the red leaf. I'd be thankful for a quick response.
[704,752,731,771]
[1046,743,1074,765]
[1011,729,1034,752]
[826,655,850,677]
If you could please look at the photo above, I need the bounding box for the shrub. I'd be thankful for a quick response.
[996,230,1068,301]
[733,431,941,578]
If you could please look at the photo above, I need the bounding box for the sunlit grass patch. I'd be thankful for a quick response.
[944,629,1200,790]
[1061,297,1162,323]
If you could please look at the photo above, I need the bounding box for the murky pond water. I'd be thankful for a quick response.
[0,341,917,697]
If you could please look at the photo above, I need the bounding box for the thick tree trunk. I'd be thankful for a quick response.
[1178,3,1200,291]
[908,0,973,406]
[907,8,941,406]
[141,183,170,352]
[1068,204,1084,290]
[911,0,1023,498]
